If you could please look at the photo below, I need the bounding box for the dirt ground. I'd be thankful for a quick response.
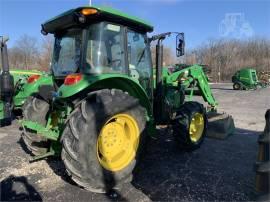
[0,83,269,201]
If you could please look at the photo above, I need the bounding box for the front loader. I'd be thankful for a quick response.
[162,64,235,139]
[20,6,234,193]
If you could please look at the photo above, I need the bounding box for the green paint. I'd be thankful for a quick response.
[58,74,152,115]
[152,64,218,122]
[14,74,53,107]
[10,69,43,76]
[0,69,51,123]
[21,120,59,141]
[232,68,263,90]
[93,6,153,30]
[43,6,153,33]
[0,69,50,109]
[10,69,43,85]
[164,64,218,108]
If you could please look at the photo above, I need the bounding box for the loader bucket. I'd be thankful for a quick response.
[206,112,235,139]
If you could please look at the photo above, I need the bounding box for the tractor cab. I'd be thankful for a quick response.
[42,6,154,95]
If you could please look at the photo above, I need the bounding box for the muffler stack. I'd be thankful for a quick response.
[0,36,14,126]
[254,109,270,201]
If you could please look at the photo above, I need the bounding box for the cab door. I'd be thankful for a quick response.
[127,29,153,98]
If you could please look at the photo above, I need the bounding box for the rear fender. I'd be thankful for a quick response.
[57,74,152,117]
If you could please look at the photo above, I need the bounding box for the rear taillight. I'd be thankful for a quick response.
[27,75,41,83]
[64,74,82,85]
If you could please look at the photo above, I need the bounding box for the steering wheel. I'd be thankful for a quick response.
[110,59,122,70]
[86,58,95,70]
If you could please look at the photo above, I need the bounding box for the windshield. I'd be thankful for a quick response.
[84,22,126,74]
[52,29,82,77]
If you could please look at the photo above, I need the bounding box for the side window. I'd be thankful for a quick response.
[127,30,152,95]
[52,29,81,76]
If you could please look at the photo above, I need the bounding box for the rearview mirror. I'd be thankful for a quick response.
[176,33,185,57]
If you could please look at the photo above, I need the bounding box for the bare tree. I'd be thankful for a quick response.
[6,33,270,82]
[186,38,270,82]
[12,34,39,70]
[151,45,175,67]
[38,36,54,71]
[8,47,24,69]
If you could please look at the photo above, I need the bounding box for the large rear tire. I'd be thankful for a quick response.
[172,101,207,151]
[61,89,147,193]
[21,96,50,156]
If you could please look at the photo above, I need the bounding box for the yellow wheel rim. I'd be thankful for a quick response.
[97,114,139,171]
[189,113,205,142]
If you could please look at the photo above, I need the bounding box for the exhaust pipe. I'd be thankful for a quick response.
[154,36,166,123]
[0,36,14,126]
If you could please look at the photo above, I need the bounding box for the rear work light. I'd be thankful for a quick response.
[64,74,82,86]
[27,75,41,83]
[81,8,98,16]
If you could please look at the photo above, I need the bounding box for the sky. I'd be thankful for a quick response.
[0,0,269,49]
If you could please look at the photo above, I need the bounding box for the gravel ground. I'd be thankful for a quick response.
[0,83,269,201]
[209,83,269,131]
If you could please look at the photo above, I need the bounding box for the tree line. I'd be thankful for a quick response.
[184,38,270,82]
[7,34,53,71]
[5,34,270,82]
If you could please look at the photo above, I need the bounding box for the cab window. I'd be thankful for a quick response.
[85,22,126,74]
[127,30,152,95]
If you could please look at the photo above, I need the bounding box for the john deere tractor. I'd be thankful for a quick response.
[0,36,53,126]
[21,6,233,192]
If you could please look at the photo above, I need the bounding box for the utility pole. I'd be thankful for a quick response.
[218,61,221,83]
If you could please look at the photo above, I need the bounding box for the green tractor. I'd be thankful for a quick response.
[0,36,53,126]
[232,68,266,90]
[21,6,233,192]
[11,70,53,111]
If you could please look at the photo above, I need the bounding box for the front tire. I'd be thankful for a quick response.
[61,89,147,193]
[21,96,50,155]
[172,101,207,151]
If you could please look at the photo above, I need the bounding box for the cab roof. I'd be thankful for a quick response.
[42,6,154,34]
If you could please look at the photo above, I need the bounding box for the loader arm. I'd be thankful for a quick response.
[166,64,218,110]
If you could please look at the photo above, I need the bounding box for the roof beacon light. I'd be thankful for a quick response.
[81,8,98,16]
